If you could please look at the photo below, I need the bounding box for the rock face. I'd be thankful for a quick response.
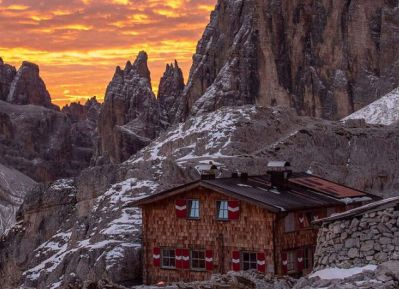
[0,58,16,101]
[158,61,185,125]
[96,52,161,164]
[62,97,102,168]
[0,100,93,182]
[7,61,58,110]
[0,163,36,234]
[179,0,399,120]
[2,106,399,288]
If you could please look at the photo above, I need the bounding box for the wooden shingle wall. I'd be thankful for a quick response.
[142,187,276,284]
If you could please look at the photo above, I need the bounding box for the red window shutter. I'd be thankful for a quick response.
[206,250,214,271]
[175,199,187,218]
[175,248,182,269]
[153,247,161,267]
[232,251,240,271]
[182,249,190,269]
[256,252,266,273]
[297,212,305,229]
[281,252,288,275]
[297,249,304,271]
[228,201,240,220]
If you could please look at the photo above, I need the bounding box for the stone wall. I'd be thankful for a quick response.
[314,207,399,270]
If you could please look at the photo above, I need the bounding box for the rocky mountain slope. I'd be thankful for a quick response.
[0,163,36,234]
[0,100,98,182]
[177,0,399,121]
[344,87,399,125]
[1,105,399,289]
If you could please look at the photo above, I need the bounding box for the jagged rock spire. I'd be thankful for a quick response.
[6,61,58,110]
[96,51,161,164]
[158,60,185,124]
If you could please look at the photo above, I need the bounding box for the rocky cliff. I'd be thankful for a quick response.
[0,58,16,101]
[2,105,399,288]
[158,61,185,125]
[63,97,102,168]
[96,53,185,165]
[0,100,96,182]
[0,163,36,234]
[7,61,59,110]
[178,0,399,120]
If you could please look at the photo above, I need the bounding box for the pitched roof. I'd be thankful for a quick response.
[315,196,399,223]
[132,173,380,213]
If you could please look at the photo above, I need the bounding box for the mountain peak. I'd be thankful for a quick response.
[132,51,151,82]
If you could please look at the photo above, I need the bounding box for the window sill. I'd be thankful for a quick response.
[190,269,207,272]
[216,218,229,222]
[161,267,177,271]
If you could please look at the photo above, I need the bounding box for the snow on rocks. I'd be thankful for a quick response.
[0,163,36,234]
[343,87,399,125]
[309,265,377,280]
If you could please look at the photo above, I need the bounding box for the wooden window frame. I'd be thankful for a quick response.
[187,199,200,219]
[216,200,229,220]
[241,251,257,271]
[190,249,206,271]
[161,248,176,270]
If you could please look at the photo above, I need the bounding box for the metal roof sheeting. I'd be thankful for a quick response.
[132,172,380,213]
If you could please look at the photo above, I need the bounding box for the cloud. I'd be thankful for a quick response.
[0,0,216,107]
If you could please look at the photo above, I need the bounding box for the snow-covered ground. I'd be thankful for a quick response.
[343,87,399,125]
[310,265,377,280]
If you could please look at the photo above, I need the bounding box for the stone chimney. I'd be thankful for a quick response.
[267,161,292,189]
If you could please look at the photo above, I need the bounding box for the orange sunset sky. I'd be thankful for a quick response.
[0,0,217,107]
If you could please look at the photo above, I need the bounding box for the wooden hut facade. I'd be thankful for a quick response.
[133,162,378,284]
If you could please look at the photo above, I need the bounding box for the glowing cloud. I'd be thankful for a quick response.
[0,0,217,107]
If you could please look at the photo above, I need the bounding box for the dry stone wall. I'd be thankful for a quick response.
[314,207,399,270]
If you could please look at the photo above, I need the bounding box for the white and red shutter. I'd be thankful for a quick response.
[175,248,182,269]
[297,249,304,271]
[228,201,240,220]
[297,212,306,229]
[281,252,288,275]
[205,250,214,271]
[232,251,240,271]
[153,247,161,267]
[182,249,190,269]
[256,252,266,273]
[175,199,187,218]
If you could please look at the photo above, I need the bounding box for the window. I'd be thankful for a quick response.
[303,247,313,270]
[188,200,200,219]
[191,250,205,270]
[217,200,228,220]
[241,252,257,271]
[287,251,296,273]
[284,213,296,232]
[161,248,176,269]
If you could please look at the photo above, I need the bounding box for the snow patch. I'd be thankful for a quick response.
[310,265,377,280]
[343,87,399,125]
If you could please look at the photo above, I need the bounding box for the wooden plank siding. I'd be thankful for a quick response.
[141,186,350,284]
[142,187,276,284]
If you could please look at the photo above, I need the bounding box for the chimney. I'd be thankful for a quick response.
[267,161,292,189]
[240,172,248,181]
